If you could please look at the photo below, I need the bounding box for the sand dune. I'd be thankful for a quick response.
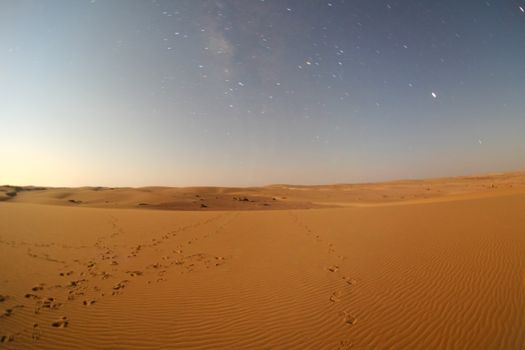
[1,172,525,349]
[2,171,525,211]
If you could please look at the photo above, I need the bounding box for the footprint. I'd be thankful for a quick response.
[113,280,129,291]
[2,308,13,317]
[25,293,40,299]
[328,265,339,273]
[51,316,69,328]
[68,279,86,288]
[1,334,14,343]
[32,323,41,341]
[68,280,79,287]
[342,312,357,325]
[67,289,85,301]
[39,297,62,310]
[339,339,353,349]
[46,299,60,309]
[31,283,45,291]
[0,304,23,318]
[330,291,342,303]
[127,270,143,277]
[341,276,357,285]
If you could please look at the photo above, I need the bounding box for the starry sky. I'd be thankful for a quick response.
[1,0,525,187]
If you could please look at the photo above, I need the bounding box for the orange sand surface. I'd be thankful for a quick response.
[1,172,525,349]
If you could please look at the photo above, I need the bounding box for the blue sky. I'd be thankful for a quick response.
[1,0,524,186]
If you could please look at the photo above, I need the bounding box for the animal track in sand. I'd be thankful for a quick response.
[31,283,45,292]
[329,291,342,303]
[51,316,69,328]
[68,290,85,301]
[328,265,339,273]
[32,323,41,341]
[67,279,86,288]
[173,259,185,266]
[342,276,357,286]
[148,263,163,269]
[83,299,96,306]
[1,304,24,318]
[1,334,14,343]
[66,279,88,301]
[127,270,144,277]
[342,312,357,325]
[289,213,360,346]
[26,249,65,264]
[1,214,233,345]
[112,280,129,295]
[128,245,142,257]
[35,297,62,313]
[214,256,226,266]
[338,339,353,349]
[2,308,13,317]
[113,281,128,290]
[48,284,63,290]
[25,293,40,300]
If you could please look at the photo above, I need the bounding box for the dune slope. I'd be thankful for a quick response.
[1,177,525,349]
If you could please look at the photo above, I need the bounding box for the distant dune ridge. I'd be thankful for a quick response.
[2,170,525,210]
[1,171,525,349]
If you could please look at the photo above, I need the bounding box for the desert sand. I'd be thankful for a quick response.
[1,171,525,349]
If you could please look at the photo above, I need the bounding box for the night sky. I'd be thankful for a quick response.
[1,0,525,186]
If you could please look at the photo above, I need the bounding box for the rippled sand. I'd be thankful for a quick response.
[1,172,525,349]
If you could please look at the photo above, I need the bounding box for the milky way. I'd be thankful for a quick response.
[1,1,524,186]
